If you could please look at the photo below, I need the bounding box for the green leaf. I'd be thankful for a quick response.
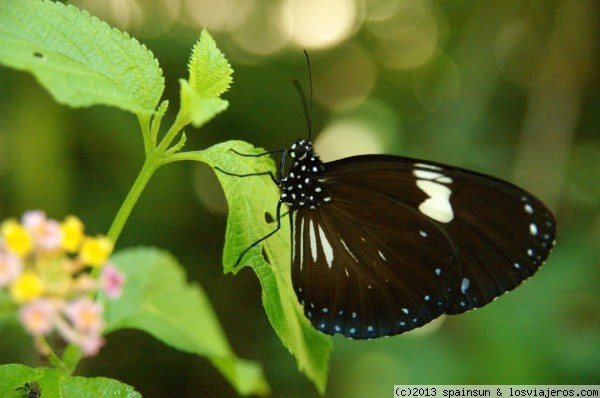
[102,247,270,397]
[177,30,232,128]
[0,0,164,115]
[179,79,229,128]
[188,29,233,98]
[183,141,333,394]
[0,364,141,398]
[62,376,141,398]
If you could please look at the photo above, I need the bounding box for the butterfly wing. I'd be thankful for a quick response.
[290,155,556,338]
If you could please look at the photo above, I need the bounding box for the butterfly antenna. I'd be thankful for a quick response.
[293,50,314,141]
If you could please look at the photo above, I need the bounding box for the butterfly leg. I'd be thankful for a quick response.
[229,147,285,158]
[231,200,284,269]
[215,147,289,184]
[214,166,279,184]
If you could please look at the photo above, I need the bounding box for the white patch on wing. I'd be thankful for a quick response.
[416,180,454,223]
[413,169,453,184]
[318,224,335,268]
[291,211,298,268]
[298,213,304,271]
[413,166,454,223]
[415,162,442,171]
[309,219,317,262]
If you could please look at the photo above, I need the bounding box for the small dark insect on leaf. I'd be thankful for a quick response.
[264,211,275,223]
[32,52,45,59]
[15,381,42,398]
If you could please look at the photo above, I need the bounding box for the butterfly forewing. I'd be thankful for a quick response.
[289,153,556,338]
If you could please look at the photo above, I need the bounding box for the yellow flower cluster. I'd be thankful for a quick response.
[0,210,124,357]
[1,212,114,303]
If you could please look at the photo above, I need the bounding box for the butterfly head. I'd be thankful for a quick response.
[289,139,313,161]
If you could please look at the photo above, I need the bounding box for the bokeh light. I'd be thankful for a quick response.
[183,0,253,33]
[229,2,291,56]
[314,99,402,161]
[312,45,377,111]
[279,0,360,50]
[495,19,545,88]
[366,0,441,70]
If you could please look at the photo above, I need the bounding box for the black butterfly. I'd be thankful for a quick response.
[217,59,557,340]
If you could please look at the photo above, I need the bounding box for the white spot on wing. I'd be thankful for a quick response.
[461,277,470,294]
[378,250,386,261]
[529,223,538,236]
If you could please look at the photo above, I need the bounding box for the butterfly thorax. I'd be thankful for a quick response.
[279,139,331,209]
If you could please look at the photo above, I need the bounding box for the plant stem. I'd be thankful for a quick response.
[105,111,187,243]
[107,156,160,245]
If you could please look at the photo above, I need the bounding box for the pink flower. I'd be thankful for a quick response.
[78,333,105,356]
[101,263,125,299]
[22,210,62,251]
[64,298,104,334]
[0,250,22,287]
[19,299,58,335]
[54,315,105,357]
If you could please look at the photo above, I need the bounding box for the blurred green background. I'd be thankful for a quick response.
[1,0,599,396]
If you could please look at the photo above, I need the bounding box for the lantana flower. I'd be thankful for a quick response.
[1,219,33,256]
[20,298,58,335]
[0,210,126,357]
[23,210,62,250]
[0,250,22,287]
[102,263,126,299]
